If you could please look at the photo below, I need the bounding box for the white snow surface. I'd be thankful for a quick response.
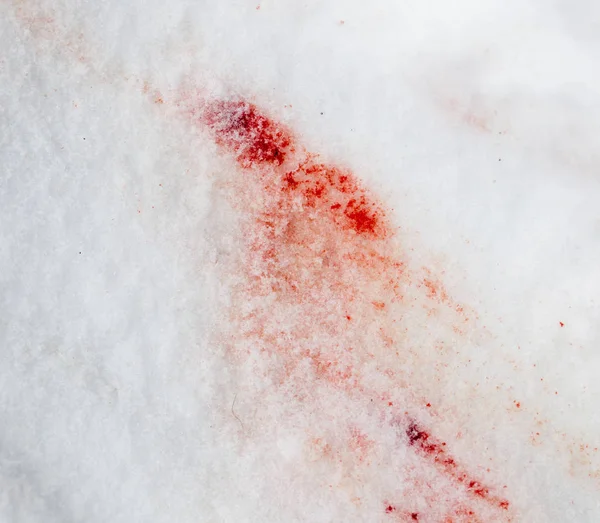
[1,1,600,522]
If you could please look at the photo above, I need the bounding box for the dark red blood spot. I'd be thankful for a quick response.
[406,422,431,446]
[559,321,564,327]
[385,504,396,513]
[201,100,292,167]
[411,514,419,521]
[344,197,379,234]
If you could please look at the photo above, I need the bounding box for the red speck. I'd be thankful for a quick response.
[385,505,396,513]
[411,514,419,521]
[559,322,564,327]
[514,401,521,408]
[426,403,431,408]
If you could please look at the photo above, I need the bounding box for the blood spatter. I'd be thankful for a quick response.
[187,96,513,521]
[196,98,389,240]
[280,159,388,238]
[405,421,510,512]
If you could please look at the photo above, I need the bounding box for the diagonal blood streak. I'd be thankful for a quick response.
[183,96,512,522]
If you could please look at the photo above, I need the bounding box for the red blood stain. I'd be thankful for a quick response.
[281,160,386,237]
[201,100,292,168]
[188,96,513,521]
[405,421,510,511]
[199,99,387,238]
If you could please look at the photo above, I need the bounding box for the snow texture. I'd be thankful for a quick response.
[1,0,600,521]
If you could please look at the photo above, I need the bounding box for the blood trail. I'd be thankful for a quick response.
[179,95,513,522]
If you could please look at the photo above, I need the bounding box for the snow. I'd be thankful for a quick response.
[1,0,599,521]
